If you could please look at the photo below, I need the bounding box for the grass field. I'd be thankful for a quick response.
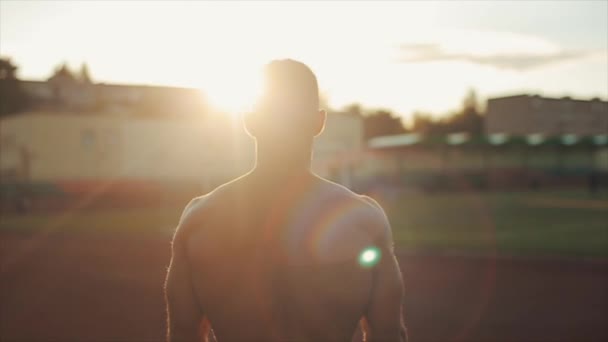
[1,190,607,258]
[1,189,607,342]
[383,190,608,258]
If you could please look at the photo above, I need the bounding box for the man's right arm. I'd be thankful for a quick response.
[165,197,207,342]
[361,197,408,342]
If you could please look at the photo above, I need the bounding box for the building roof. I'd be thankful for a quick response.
[488,93,608,104]
[367,132,608,149]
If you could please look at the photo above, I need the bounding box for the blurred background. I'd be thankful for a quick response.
[1,1,607,342]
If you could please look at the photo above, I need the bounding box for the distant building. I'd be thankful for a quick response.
[486,94,608,135]
[6,68,363,190]
[0,111,363,189]
[21,78,207,118]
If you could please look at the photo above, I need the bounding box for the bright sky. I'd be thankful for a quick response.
[1,1,607,119]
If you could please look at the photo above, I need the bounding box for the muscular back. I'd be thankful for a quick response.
[165,172,407,341]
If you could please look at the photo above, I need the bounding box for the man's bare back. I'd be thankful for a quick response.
[165,59,406,341]
[166,172,406,341]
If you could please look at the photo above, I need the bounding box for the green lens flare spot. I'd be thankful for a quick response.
[358,246,381,268]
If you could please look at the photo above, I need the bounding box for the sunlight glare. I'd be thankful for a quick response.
[200,63,264,117]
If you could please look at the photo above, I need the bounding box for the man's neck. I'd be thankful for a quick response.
[251,146,314,185]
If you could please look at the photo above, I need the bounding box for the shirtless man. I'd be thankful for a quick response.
[165,59,407,342]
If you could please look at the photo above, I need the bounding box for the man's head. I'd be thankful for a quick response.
[245,59,326,144]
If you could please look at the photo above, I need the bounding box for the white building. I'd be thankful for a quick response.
[0,111,363,189]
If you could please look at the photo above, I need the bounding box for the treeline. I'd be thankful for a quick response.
[2,57,485,135]
[0,58,209,119]
[342,89,484,141]
[0,58,99,117]
[0,58,29,117]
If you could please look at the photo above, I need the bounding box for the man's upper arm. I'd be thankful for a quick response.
[165,198,205,342]
[360,196,408,342]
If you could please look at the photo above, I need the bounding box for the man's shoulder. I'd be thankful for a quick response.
[189,173,251,211]
[314,176,393,248]
[315,176,388,223]
[173,177,246,239]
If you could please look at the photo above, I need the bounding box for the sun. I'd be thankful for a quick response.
[200,64,264,117]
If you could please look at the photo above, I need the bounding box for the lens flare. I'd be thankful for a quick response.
[358,246,381,268]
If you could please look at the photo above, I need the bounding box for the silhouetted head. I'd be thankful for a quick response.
[245,60,326,148]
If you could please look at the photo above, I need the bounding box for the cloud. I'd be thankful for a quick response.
[397,43,597,71]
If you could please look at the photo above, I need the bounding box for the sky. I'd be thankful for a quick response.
[1,1,607,120]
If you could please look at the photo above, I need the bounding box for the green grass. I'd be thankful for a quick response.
[384,190,608,258]
[1,190,607,258]
[0,206,184,236]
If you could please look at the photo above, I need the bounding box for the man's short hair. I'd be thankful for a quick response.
[255,59,320,116]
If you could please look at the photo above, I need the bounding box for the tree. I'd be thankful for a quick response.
[342,103,363,117]
[79,63,93,84]
[443,89,483,134]
[0,58,28,117]
[409,89,485,135]
[363,109,407,141]
[48,62,76,83]
[411,112,442,134]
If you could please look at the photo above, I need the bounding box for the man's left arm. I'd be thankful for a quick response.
[359,196,408,341]
[165,200,205,342]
